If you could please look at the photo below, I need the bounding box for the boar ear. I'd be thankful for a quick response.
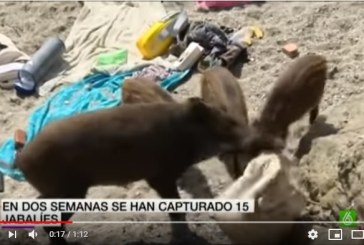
[187,97,213,120]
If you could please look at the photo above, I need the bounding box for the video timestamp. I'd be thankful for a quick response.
[49,230,89,238]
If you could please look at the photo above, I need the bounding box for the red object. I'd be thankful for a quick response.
[196,1,249,10]
[14,129,26,150]
[282,43,299,58]
[0,220,72,224]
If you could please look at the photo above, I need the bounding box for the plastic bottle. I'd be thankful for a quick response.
[15,37,65,95]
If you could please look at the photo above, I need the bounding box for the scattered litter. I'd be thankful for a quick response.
[0,33,29,65]
[0,62,25,90]
[137,11,188,60]
[132,64,172,82]
[282,42,299,58]
[96,48,128,70]
[196,1,248,11]
[172,42,204,71]
[14,129,26,151]
[230,26,264,46]
[0,33,30,90]
[15,37,65,96]
[169,21,230,58]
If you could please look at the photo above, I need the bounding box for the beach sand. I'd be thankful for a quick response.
[0,2,363,244]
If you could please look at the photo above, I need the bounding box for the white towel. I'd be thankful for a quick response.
[41,2,167,95]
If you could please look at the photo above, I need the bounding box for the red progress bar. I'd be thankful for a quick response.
[0,221,73,224]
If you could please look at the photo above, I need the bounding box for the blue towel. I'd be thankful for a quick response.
[0,65,191,181]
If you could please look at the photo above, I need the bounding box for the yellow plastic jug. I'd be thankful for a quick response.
[136,12,184,60]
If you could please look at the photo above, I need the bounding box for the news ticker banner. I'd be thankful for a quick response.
[0,199,254,227]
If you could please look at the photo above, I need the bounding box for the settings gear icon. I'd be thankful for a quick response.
[308,229,318,240]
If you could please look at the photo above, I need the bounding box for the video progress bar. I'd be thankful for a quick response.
[71,221,364,224]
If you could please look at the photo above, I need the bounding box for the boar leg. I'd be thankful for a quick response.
[147,175,193,242]
[309,105,319,125]
[41,187,88,245]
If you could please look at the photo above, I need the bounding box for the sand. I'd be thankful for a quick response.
[0,2,364,244]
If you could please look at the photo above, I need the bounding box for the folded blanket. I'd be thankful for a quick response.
[39,2,167,96]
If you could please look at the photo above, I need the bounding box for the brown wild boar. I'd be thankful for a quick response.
[16,97,283,245]
[253,54,327,141]
[200,66,250,179]
[122,77,217,199]
[201,66,248,125]
[122,77,220,200]
[122,77,174,104]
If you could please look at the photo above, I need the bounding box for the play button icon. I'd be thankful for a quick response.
[8,230,16,238]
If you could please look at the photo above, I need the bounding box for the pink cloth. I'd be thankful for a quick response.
[196,1,248,9]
